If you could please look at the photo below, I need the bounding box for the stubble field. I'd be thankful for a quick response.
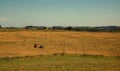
[0,30,120,57]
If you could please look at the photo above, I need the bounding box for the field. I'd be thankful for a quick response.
[0,29,120,71]
[0,30,120,57]
[0,55,120,71]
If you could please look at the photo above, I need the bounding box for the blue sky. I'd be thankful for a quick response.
[0,0,120,27]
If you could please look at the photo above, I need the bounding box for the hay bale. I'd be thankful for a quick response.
[39,45,44,48]
[34,43,37,48]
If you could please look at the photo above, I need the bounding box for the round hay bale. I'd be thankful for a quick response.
[34,43,37,48]
[39,45,44,48]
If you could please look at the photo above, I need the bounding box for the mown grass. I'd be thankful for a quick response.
[0,54,120,71]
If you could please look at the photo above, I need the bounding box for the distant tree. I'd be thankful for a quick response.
[37,26,46,30]
[74,27,81,31]
[65,26,73,30]
[25,26,33,29]
[43,27,46,29]
[73,27,87,31]
[25,26,38,29]
[52,26,65,30]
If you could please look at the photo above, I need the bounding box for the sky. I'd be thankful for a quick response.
[0,0,120,27]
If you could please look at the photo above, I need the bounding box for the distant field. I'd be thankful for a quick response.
[0,30,120,57]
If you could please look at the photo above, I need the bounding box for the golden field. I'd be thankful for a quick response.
[0,30,120,57]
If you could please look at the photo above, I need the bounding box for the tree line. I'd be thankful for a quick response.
[25,26,120,32]
[0,25,120,32]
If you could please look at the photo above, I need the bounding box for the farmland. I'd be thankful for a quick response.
[0,29,120,71]
[0,30,120,57]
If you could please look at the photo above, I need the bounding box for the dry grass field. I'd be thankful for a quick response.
[0,30,120,71]
[0,30,120,57]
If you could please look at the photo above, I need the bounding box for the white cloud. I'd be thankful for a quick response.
[0,17,7,22]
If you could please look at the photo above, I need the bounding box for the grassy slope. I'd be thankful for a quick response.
[0,55,120,71]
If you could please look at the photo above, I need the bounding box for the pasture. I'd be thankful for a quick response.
[0,30,120,57]
[0,29,120,71]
